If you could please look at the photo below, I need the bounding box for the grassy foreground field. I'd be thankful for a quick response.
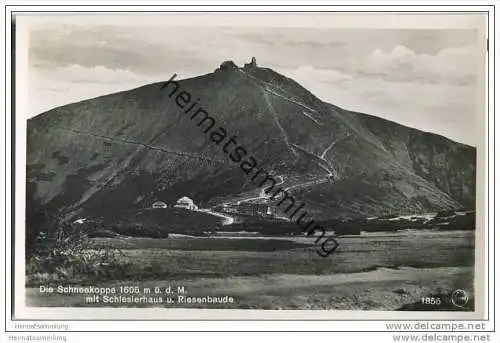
[26,231,475,310]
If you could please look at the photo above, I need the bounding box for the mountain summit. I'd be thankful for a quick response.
[26,59,476,222]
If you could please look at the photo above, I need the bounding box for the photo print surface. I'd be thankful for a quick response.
[17,12,485,318]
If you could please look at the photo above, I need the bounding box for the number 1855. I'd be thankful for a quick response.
[421,297,442,305]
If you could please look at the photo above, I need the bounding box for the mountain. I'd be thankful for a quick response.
[26,59,476,224]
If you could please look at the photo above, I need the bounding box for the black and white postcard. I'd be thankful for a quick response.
[13,12,488,320]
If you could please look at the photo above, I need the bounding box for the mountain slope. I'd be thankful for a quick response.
[26,60,476,222]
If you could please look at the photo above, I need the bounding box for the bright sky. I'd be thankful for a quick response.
[22,13,485,146]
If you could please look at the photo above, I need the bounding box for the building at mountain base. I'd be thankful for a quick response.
[151,201,168,209]
[218,202,271,217]
[174,196,199,211]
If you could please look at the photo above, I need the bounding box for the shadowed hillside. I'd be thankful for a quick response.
[26,59,476,226]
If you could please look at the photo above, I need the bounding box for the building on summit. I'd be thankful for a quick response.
[219,202,270,217]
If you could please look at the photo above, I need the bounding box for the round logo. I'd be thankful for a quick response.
[451,289,469,308]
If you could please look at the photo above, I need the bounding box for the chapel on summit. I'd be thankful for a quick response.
[151,201,168,209]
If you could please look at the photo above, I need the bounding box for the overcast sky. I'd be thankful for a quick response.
[24,13,484,146]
